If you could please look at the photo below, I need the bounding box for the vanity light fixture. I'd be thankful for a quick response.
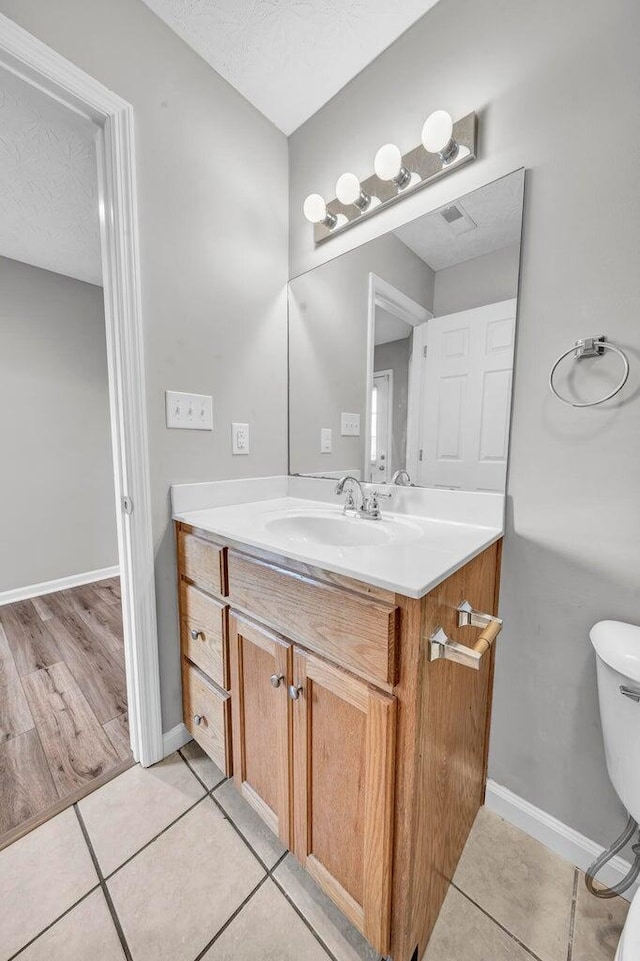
[304,110,477,244]
[303,192,337,229]
[373,144,412,189]
[335,172,371,210]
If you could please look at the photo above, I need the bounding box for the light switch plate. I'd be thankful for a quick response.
[165,390,213,430]
[341,412,360,436]
[320,428,332,453]
[232,422,250,455]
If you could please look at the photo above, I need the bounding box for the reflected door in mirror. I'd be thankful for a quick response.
[418,300,516,491]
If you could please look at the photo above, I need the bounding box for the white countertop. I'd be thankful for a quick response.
[172,489,502,599]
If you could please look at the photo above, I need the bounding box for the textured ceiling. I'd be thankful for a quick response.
[394,172,524,271]
[141,0,442,134]
[0,68,102,286]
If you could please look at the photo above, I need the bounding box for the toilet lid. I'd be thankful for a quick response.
[618,886,640,960]
[590,621,640,684]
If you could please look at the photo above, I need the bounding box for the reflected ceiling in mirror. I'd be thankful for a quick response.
[288,169,525,492]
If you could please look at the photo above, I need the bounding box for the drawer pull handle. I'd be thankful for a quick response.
[193,714,204,725]
[288,684,303,701]
[621,686,640,703]
[429,600,503,671]
[190,629,205,641]
[270,673,284,688]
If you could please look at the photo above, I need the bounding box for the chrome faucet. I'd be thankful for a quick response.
[335,476,394,520]
[334,475,365,515]
[391,469,412,486]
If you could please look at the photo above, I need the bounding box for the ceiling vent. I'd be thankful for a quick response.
[439,202,477,236]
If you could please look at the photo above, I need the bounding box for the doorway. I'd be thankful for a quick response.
[0,14,162,847]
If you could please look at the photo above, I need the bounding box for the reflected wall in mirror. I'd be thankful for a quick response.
[288,169,525,492]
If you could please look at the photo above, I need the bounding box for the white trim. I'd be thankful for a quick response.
[163,723,192,757]
[365,273,431,479]
[486,780,639,902]
[0,15,163,767]
[0,567,120,607]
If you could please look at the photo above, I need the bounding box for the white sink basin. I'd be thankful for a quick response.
[261,509,422,549]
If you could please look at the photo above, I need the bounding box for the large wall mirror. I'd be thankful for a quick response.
[288,169,525,492]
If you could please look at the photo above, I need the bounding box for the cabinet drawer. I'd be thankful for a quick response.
[180,582,228,689]
[182,659,231,775]
[178,529,228,598]
[227,552,398,687]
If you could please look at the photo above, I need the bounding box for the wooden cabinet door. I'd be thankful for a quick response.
[291,648,396,956]
[228,612,292,847]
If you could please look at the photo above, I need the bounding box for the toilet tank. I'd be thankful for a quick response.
[590,621,640,824]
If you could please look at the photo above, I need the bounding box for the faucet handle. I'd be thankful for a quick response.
[370,488,393,499]
[343,490,356,512]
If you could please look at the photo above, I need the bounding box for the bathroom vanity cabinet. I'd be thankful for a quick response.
[176,520,502,960]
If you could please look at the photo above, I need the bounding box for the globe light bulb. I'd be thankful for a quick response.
[303,193,337,229]
[374,144,402,181]
[421,110,459,164]
[374,144,412,189]
[303,193,327,223]
[336,173,360,205]
[335,172,370,210]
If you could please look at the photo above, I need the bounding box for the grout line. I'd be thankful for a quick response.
[207,791,272,875]
[566,868,579,961]
[451,881,546,961]
[7,885,100,960]
[104,792,210,880]
[177,746,228,795]
[74,805,133,961]
[191,874,271,961]
[270,867,343,961]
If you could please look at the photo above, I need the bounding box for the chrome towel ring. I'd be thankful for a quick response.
[549,335,630,408]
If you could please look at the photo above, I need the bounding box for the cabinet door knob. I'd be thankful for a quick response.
[288,684,303,701]
[270,673,284,688]
[190,629,204,641]
[193,714,204,726]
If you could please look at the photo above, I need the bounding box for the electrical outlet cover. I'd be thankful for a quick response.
[232,422,250,455]
[320,428,332,453]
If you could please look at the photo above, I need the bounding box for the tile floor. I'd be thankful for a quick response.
[0,744,630,961]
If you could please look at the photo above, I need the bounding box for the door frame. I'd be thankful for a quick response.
[0,14,163,765]
[365,273,431,480]
[371,369,394,483]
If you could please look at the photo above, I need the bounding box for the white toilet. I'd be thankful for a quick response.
[590,620,640,960]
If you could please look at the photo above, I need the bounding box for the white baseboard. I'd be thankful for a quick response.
[163,723,192,757]
[486,780,639,902]
[0,565,120,607]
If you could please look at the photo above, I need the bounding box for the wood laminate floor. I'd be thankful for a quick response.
[0,577,132,847]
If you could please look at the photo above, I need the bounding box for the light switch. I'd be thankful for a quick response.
[232,422,250,455]
[165,390,213,430]
[341,412,360,436]
[320,428,332,453]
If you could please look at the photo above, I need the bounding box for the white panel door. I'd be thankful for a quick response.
[417,300,516,491]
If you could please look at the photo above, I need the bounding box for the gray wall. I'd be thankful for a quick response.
[374,336,412,476]
[0,0,289,731]
[433,244,520,316]
[289,0,640,850]
[289,233,432,475]
[0,256,117,591]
